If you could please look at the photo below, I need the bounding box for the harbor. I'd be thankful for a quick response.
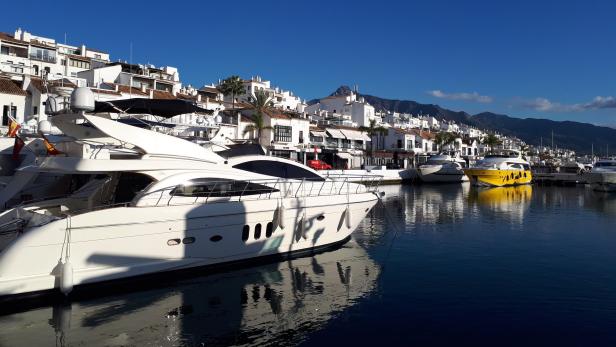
[2,1,616,346]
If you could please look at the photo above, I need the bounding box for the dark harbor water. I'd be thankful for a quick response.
[2,184,616,346]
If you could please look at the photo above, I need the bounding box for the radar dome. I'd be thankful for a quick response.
[70,87,95,112]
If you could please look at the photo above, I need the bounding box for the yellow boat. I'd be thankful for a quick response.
[464,150,532,187]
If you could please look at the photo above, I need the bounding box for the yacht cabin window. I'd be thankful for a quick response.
[170,178,278,198]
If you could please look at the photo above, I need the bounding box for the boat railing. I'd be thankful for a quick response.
[137,176,383,208]
[13,176,383,215]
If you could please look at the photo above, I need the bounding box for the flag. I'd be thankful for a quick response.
[7,120,20,137]
[12,136,25,160]
[42,135,62,155]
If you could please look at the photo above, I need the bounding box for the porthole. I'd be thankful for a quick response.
[266,222,273,238]
[183,237,195,244]
[210,235,223,242]
[167,238,181,246]
[242,225,250,242]
[316,215,325,221]
[254,223,262,239]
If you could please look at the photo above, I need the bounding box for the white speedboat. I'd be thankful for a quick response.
[0,89,380,298]
[584,159,616,192]
[418,153,468,183]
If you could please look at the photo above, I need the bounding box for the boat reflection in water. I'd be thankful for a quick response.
[377,183,470,226]
[468,185,533,223]
[0,241,380,346]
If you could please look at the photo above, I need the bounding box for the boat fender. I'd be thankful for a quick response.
[60,261,74,295]
[276,201,286,229]
[345,206,352,229]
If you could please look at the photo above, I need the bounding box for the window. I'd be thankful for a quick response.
[233,160,324,181]
[43,67,50,76]
[299,130,304,144]
[32,65,39,75]
[266,222,273,238]
[30,47,56,63]
[33,106,38,115]
[2,106,17,126]
[70,59,90,69]
[170,178,279,197]
[242,225,250,241]
[397,139,403,149]
[274,125,292,142]
[254,223,262,239]
[0,46,8,55]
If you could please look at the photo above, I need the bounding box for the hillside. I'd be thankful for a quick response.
[312,86,616,154]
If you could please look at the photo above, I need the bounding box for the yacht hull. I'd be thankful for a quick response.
[0,193,378,297]
[464,169,532,187]
[585,172,616,192]
[418,165,468,183]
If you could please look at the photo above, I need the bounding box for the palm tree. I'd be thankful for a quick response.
[482,134,502,152]
[243,89,274,145]
[217,75,245,111]
[434,132,458,152]
[359,119,388,165]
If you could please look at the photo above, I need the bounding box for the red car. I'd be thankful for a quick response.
[307,159,332,170]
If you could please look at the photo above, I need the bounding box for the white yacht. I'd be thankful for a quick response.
[0,89,380,298]
[584,159,616,192]
[418,152,468,183]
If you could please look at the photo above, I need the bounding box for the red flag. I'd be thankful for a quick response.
[43,137,62,155]
[8,120,20,138]
[12,136,25,160]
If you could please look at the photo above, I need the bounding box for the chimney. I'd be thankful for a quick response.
[81,44,86,57]
[14,28,22,40]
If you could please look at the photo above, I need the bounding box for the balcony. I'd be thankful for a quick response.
[29,53,56,63]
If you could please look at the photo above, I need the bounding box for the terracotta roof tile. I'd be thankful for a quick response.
[0,32,28,46]
[0,78,27,96]
[151,90,176,100]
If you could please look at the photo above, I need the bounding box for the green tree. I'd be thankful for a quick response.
[243,89,274,145]
[434,132,458,152]
[482,133,502,152]
[217,75,245,111]
[359,119,388,165]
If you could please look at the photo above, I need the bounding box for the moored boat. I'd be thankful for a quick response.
[0,89,381,299]
[584,159,616,192]
[418,152,468,183]
[464,150,532,187]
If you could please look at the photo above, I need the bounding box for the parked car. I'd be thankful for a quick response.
[307,159,333,170]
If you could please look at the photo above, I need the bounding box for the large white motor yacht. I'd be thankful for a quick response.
[584,159,616,192]
[418,152,468,183]
[0,90,380,298]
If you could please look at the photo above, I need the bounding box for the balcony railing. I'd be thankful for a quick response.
[29,54,56,63]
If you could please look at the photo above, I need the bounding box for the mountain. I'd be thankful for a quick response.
[312,86,616,154]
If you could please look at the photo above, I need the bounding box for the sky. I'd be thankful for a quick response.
[5,0,616,126]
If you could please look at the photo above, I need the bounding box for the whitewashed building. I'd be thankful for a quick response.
[225,76,307,113]
[309,91,376,127]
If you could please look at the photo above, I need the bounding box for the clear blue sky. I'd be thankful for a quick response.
[6,0,616,126]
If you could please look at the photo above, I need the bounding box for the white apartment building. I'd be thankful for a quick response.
[226,76,306,113]
[1,28,110,80]
[309,91,376,127]
[381,128,436,155]
[78,62,181,94]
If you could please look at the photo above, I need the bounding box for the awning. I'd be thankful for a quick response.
[325,128,345,139]
[310,130,327,137]
[362,133,372,141]
[339,129,364,141]
[94,98,214,117]
[336,152,353,160]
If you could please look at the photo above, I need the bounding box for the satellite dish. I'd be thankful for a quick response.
[70,87,95,112]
